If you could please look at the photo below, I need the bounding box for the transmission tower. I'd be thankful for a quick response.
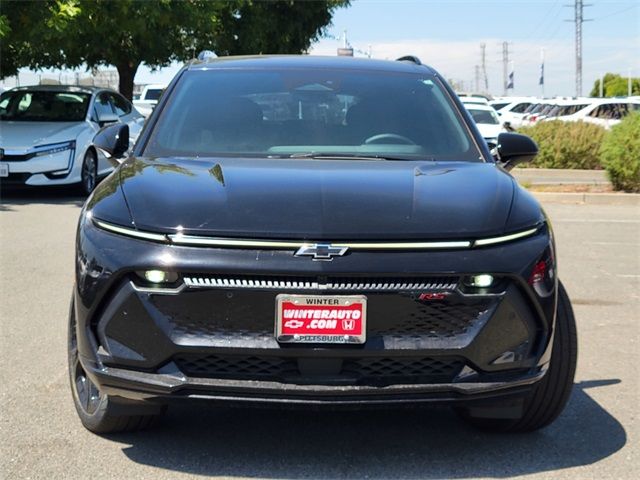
[565,0,592,97]
[501,42,511,95]
[480,43,488,92]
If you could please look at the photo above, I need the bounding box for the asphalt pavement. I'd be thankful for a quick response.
[1,188,638,479]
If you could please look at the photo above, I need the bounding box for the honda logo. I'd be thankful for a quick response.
[295,243,348,261]
[342,319,355,331]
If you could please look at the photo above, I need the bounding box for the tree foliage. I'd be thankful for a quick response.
[600,113,640,192]
[590,73,640,97]
[0,0,349,99]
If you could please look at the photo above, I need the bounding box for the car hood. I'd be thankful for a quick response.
[118,157,518,240]
[0,121,87,150]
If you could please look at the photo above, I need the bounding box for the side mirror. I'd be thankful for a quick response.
[94,123,129,162]
[496,132,538,171]
[97,111,119,127]
[503,121,514,132]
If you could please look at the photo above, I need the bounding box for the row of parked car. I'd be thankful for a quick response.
[462,94,640,131]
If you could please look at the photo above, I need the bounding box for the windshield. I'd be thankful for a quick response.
[144,68,481,161]
[0,90,90,122]
[467,108,499,125]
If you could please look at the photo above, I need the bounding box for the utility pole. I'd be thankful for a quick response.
[540,48,545,98]
[501,41,511,96]
[474,65,481,92]
[565,0,592,97]
[599,73,604,97]
[480,43,488,92]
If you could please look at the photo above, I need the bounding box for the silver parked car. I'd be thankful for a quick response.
[0,85,144,194]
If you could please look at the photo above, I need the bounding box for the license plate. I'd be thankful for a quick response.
[276,294,367,344]
[0,163,8,178]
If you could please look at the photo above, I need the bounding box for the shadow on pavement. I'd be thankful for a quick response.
[112,379,625,479]
[0,187,86,211]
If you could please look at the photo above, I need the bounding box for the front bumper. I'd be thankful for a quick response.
[74,219,557,406]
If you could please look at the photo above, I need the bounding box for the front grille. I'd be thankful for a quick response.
[372,301,493,339]
[156,289,494,346]
[1,153,34,162]
[173,353,464,385]
[184,275,458,292]
[0,172,32,186]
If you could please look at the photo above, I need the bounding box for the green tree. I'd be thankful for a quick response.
[1,0,349,100]
[590,73,640,97]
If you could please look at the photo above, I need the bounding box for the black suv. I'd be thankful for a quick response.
[69,55,577,434]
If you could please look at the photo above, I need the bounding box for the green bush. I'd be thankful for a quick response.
[519,120,607,169]
[600,113,640,192]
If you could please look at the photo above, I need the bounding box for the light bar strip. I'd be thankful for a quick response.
[168,234,470,250]
[94,220,539,249]
[93,220,168,242]
[168,234,302,248]
[473,227,539,247]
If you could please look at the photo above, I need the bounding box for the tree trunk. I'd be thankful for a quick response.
[116,61,140,101]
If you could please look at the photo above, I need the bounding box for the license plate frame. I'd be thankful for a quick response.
[275,294,367,344]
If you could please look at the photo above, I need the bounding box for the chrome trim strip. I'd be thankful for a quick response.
[473,227,539,247]
[184,276,458,291]
[93,220,168,242]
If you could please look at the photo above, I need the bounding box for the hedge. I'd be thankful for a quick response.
[600,113,640,193]
[519,120,607,169]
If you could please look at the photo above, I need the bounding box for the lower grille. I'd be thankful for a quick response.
[173,353,464,386]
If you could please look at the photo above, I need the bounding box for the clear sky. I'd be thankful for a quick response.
[9,0,640,98]
[308,0,640,97]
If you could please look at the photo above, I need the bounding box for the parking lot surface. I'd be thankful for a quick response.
[1,190,638,479]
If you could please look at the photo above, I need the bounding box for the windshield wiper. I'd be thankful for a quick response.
[288,152,423,161]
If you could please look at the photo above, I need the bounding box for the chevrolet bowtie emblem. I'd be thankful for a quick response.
[295,243,349,261]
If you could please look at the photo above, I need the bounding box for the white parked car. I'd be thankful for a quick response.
[0,85,144,194]
[459,96,490,106]
[540,99,593,123]
[464,104,507,146]
[493,97,536,128]
[553,99,640,129]
[133,84,166,118]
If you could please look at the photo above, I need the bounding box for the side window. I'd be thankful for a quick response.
[94,92,115,119]
[511,103,531,114]
[109,93,132,117]
[588,106,601,118]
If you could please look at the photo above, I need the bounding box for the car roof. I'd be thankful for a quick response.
[464,104,496,112]
[187,55,437,75]
[6,84,105,94]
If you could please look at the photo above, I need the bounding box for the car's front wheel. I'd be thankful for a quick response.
[68,295,165,433]
[78,149,98,196]
[457,281,577,432]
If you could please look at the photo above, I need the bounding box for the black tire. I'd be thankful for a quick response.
[458,281,577,433]
[67,295,165,434]
[78,149,98,195]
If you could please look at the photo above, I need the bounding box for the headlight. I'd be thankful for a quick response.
[33,140,76,156]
